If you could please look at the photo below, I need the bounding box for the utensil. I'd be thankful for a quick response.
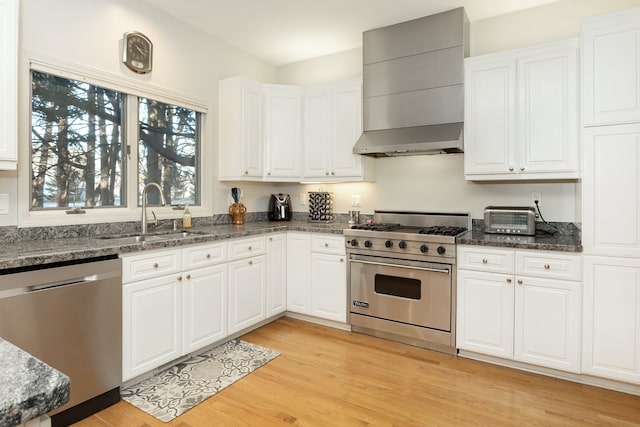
[231,187,238,203]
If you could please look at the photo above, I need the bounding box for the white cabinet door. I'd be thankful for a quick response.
[582,9,640,126]
[310,252,347,322]
[263,84,302,179]
[583,256,640,384]
[182,265,227,354]
[302,88,331,178]
[583,123,640,257]
[123,275,181,381]
[218,77,263,179]
[331,80,363,178]
[464,39,579,180]
[286,232,312,314]
[464,57,516,176]
[457,269,514,358]
[266,233,287,317]
[517,44,578,175]
[514,276,581,373]
[0,0,17,169]
[227,255,266,334]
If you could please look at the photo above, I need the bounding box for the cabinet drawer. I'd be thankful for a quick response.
[182,242,227,269]
[228,236,266,260]
[457,246,514,273]
[515,250,581,281]
[122,249,181,283]
[311,234,346,255]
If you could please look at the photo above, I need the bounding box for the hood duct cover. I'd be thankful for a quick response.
[353,7,469,157]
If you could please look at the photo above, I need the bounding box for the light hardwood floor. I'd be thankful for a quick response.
[73,317,640,426]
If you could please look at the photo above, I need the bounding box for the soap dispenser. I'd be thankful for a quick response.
[183,204,192,229]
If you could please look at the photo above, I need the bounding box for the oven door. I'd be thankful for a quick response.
[349,253,452,331]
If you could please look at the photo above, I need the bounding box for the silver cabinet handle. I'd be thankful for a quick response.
[517,279,523,285]
[269,237,273,241]
[544,264,550,269]
[506,278,512,284]
[325,171,329,176]
[331,172,335,175]
[248,246,252,250]
[325,243,329,247]
[177,276,182,281]
[206,253,211,259]
[340,258,344,262]
[248,260,253,265]
[244,171,248,175]
[153,263,159,269]
[509,166,514,171]
[186,274,191,279]
[520,166,525,171]
[482,259,488,264]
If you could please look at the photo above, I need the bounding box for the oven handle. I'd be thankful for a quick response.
[349,259,451,274]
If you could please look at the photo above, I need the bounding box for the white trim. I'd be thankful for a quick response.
[27,51,208,113]
[18,53,213,228]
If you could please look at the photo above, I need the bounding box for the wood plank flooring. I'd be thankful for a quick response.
[73,317,640,426]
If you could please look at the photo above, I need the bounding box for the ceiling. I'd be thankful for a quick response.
[141,0,560,66]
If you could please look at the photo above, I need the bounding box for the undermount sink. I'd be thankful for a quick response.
[96,230,208,243]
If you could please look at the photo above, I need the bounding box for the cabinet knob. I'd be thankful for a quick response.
[509,166,514,172]
[340,258,344,262]
[153,263,159,269]
[269,237,273,241]
[248,246,252,250]
[544,264,550,269]
[331,172,335,176]
[325,171,329,176]
[520,166,525,171]
[482,259,488,264]
[177,276,182,281]
[244,171,248,175]
[206,253,211,258]
[517,279,523,285]
[186,274,191,279]
[267,171,271,176]
[325,243,329,247]
[506,278,512,284]
[248,260,253,265]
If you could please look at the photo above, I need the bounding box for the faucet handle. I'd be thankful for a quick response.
[148,210,158,227]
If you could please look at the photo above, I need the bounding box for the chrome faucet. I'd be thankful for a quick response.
[141,182,167,235]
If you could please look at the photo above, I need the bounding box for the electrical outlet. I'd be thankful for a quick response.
[531,191,541,207]
[351,195,361,207]
[299,193,306,205]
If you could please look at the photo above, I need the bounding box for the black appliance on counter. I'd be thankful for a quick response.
[268,193,291,221]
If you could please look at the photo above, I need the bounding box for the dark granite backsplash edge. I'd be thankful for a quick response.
[471,218,581,237]
[0,211,356,243]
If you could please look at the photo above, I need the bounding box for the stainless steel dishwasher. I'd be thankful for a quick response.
[0,256,122,426]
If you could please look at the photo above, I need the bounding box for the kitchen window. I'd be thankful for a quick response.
[25,64,206,225]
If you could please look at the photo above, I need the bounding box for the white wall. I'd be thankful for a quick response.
[276,0,640,222]
[6,0,279,226]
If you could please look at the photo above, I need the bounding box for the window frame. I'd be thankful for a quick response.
[19,54,211,227]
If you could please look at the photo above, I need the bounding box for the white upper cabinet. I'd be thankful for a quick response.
[583,123,640,257]
[465,39,579,180]
[303,78,374,181]
[218,77,263,179]
[263,84,303,179]
[0,0,18,169]
[582,7,640,126]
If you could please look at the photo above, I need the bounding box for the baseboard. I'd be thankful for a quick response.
[458,350,640,396]
[284,312,351,331]
[50,387,120,427]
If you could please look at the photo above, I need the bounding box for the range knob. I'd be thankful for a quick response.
[350,239,359,247]
[437,246,446,255]
[399,241,407,249]
[364,240,373,248]
[420,244,429,253]
[385,240,393,248]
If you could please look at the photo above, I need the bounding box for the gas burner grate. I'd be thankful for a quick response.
[419,226,467,236]
[350,223,401,232]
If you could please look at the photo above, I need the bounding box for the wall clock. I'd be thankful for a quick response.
[122,31,153,74]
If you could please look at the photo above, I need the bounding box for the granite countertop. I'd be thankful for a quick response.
[457,229,582,252]
[0,339,70,427]
[0,220,351,270]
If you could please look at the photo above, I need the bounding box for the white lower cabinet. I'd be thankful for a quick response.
[266,233,287,317]
[122,243,227,381]
[457,246,582,373]
[227,236,268,335]
[583,256,640,384]
[287,232,347,323]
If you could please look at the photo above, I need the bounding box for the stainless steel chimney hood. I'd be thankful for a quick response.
[353,8,469,157]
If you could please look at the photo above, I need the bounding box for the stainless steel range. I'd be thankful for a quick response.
[344,210,470,354]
